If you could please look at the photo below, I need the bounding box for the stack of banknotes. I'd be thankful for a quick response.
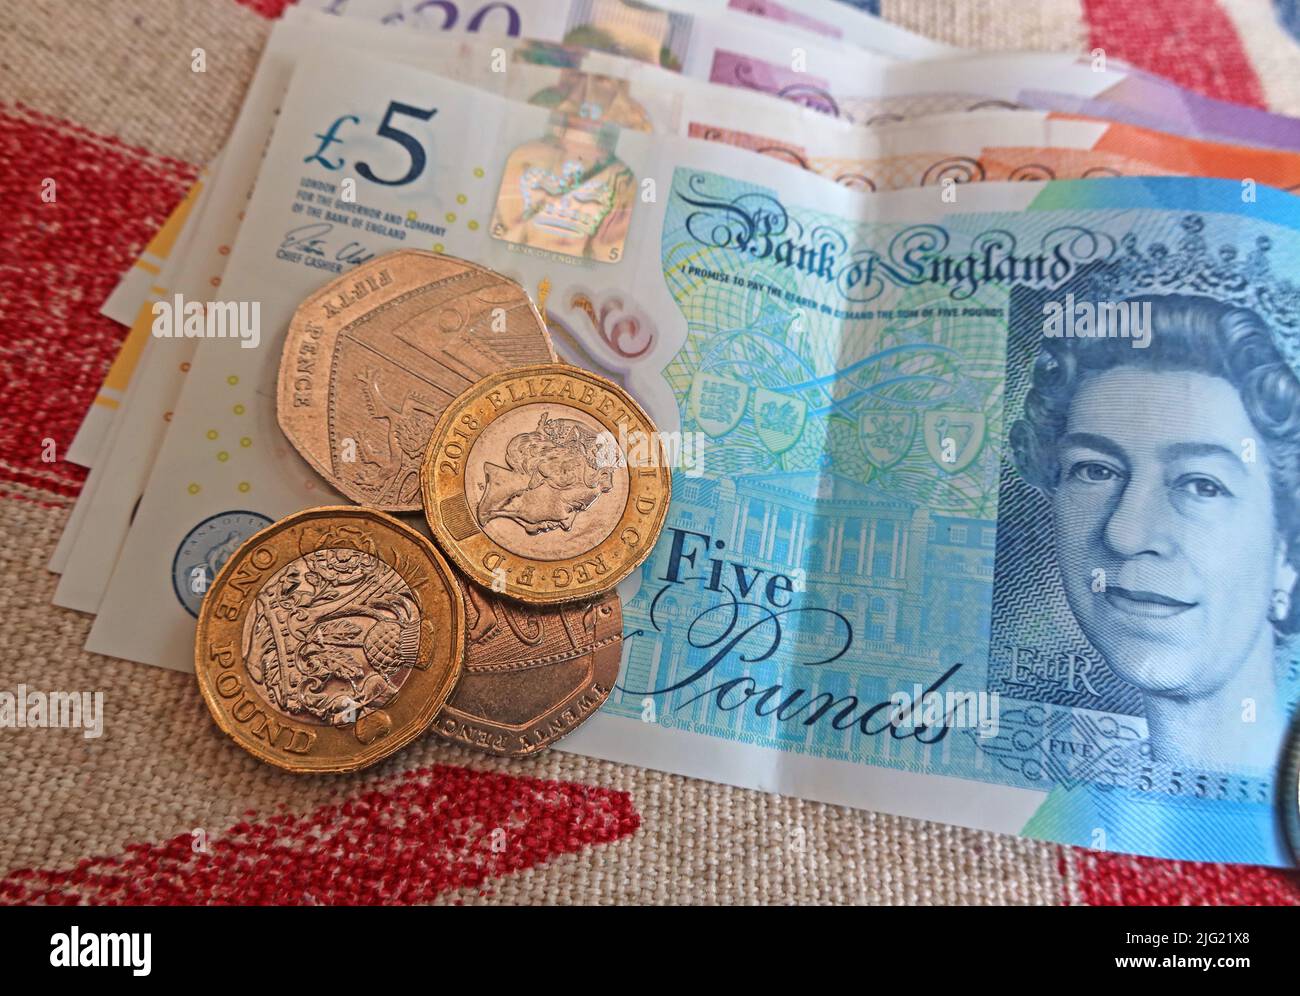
[52,0,1300,866]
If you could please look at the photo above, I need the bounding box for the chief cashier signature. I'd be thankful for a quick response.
[279,223,375,265]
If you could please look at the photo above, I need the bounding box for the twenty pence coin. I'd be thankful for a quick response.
[436,585,622,756]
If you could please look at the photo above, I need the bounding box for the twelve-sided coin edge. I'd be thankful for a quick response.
[419,362,672,605]
[194,505,466,774]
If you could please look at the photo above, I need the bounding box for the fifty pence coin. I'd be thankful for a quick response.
[278,250,554,512]
[421,362,672,604]
[195,506,465,773]
[436,585,622,756]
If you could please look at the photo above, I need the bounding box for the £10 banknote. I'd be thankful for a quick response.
[89,45,1300,865]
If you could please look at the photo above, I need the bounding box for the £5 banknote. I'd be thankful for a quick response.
[93,45,1300,864]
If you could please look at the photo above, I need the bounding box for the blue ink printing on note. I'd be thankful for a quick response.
[621,172,1300,864]
[172,511,274,618]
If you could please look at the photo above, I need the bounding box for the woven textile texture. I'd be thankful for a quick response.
[3,0,1300,905]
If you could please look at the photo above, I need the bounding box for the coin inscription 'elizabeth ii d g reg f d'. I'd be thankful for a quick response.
[421,363,671,605]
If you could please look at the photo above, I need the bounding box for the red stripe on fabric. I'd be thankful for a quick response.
[1082,0,1267,108]
[0,488,70,511]
[0,764,639,905]
[5,104,198,176]
[234,0,298,18]
[1070,849,1300,905]
[0,106,196,500]
[0,464,87,499]
[1057,847,1073,905]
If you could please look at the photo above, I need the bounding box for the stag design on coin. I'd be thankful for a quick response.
[476,412,623,536]
[242,523,420,727]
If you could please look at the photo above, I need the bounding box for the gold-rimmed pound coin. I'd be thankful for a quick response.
[421,363,671,604]
[195,506,465,773]
[277,250,554,512]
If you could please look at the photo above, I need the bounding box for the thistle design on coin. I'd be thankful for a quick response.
[195,507,465,773]
[421,363,671,604]
[437,584,623,756]
[277,250,553,512]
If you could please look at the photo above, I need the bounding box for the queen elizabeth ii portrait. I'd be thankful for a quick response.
[1009,292,1300,774]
